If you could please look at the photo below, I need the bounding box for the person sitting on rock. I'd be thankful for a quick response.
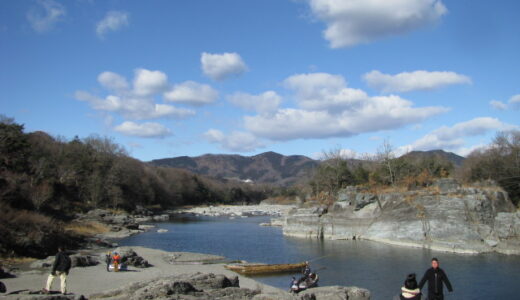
[399,273,421,300]
[43,246,71,294]
[418,258,453,300]
[289,276,299,292]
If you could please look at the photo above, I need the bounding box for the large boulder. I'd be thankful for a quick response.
[113,247,150,268]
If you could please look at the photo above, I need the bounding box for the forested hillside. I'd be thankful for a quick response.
[0,117,270,216]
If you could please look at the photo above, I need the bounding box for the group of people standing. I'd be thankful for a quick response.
[105,251,122,272]
[396,258,453,300]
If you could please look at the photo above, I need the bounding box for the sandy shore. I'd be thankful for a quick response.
[1,246,284,298]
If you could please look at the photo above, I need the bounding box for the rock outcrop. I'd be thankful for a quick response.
[283,179,520,254]
[86,272,370,300]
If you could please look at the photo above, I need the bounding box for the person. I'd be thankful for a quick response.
[301,261,311,280]
[289,276,299,293]
[399,273,421,300]
[112,252,121,272]
[0,281,5,293]
[105,251,112,272]
[418,258,453,300]
[43,247,71,294]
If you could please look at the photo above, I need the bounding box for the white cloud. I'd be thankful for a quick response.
[284,73,367,112]
[75,69,195,121]
[402,117,518,153]
[307,0,447,48]
[164,81,219,106]
[227,91,281,114]
[133,69,168,97]
[114,121,171,138]
[243,72,448,141]
[490,100,508,111]
[201,52,248,81]
[27,0,66,33]
[364,70,471,93]
[204,129,264,152]
[98,71,129,92]
[489,94,520,111]
[508,94,520,110]
[96,11,129,38]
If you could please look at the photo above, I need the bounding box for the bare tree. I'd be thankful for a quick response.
[376,139,396,186]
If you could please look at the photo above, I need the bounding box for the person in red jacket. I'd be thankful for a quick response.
[112,252,121,272]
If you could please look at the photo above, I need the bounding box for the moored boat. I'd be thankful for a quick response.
[224,262,306,274]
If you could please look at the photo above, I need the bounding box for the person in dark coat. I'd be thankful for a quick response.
[418,258,453,300]
[105,251,112,272]
[43,247,71,294]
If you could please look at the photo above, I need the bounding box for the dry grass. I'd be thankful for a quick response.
[0,256,36,267]
[64,221,109,236]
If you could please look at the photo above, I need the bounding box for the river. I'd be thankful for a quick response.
[120,215,520,300]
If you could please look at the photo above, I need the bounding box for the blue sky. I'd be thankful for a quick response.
[1,0,519,161]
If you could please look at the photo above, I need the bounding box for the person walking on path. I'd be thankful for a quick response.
[43,247,71,294]
[418,258,453,300]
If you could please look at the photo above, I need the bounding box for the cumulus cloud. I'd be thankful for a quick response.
[283,73,367,112]
[98,71,129,92]
[114,121,171,138]
[27,0,66,33]
[204,129,264,152]
[96,11,129,38]
[133,69,168,97]
[489,94,520,111]
[401,117,518,153]
[242,72,447,141]
[363,70,472,93]
[75,69,195,121]
[201,52,248,81]
[164,81,219,106]
[227,91,282,114]
[306,0,447,48]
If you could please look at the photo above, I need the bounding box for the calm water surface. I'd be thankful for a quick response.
[120,215,520,300]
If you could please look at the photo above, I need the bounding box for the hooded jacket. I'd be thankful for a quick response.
[418,267,453,296]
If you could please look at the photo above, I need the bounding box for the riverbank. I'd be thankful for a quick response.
[1,246,371,300]
[1,246,282,297]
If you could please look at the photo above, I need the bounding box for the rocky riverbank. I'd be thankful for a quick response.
[173,204,296,218]
[1,246,371,300]
[282,179,520,255]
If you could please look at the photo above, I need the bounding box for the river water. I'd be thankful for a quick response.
[120,215,520,300]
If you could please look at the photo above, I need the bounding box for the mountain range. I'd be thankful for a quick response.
[149,150,465,186]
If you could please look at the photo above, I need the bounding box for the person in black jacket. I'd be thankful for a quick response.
[43,247,71,294]
[418,258,453,300]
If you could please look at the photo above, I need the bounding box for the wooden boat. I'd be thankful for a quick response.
[224,262,306,275]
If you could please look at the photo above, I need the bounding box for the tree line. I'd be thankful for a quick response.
[307,133,520,207]
[0,116,271,218]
